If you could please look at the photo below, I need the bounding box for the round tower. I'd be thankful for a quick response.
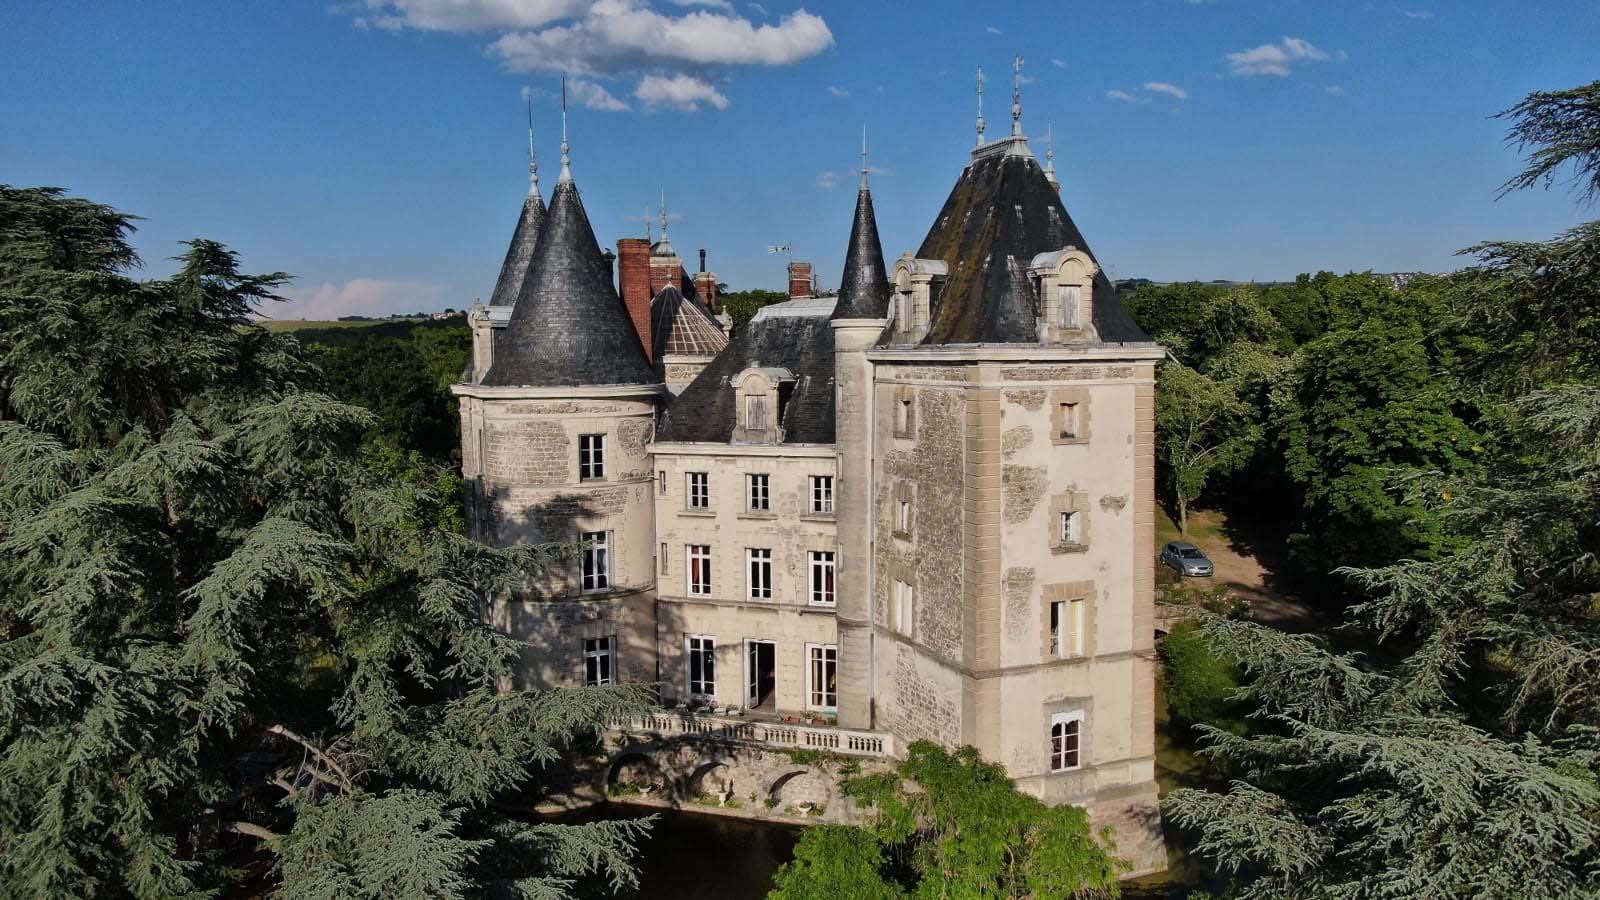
[454,132,664,690]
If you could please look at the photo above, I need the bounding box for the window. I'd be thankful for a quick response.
[687,545,712,596]
[809,551,836,606]
[687,635,716,698]
[657,470,667,494]
[893,581,914,636]
[583,636,615,686]
[1060,511,1082,546]
[896,399,911,434]
[1048,600,1084,658]
[747,548,773,600]
[898,499,912,533]
[746,395,769,431]
[687,472,709,509]
[580,531,610,593]
[1057,403,1080,440]
[1050,712,1084,772]
[806,644,838,711]
[747,473,770,512]
[809,475,834,514]
[578,434,605,480]
[1057,284,1081,329]
[659,542,668,575]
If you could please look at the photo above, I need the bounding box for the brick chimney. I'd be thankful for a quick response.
[649,252,684,299]
[693,248,718,313]
[787,261,813,300]
[616,238,653,362]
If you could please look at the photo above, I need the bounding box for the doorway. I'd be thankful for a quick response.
[745,640,776,711]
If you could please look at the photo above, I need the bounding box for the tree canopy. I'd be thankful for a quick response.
[0,185,649,898]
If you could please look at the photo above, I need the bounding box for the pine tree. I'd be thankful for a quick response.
[0,186,650,898]
[1160,84,1600,899]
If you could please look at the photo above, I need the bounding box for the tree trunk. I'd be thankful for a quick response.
[1178,494,1189,536]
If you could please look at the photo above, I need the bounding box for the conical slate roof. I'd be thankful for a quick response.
[913,150,1149,345]
[830,183,891,320]
[488,191,546,307]
[483,179,658,387]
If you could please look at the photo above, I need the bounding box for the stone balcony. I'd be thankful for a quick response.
[609,708,896,758]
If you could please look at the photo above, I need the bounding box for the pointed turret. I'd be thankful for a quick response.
[483,172,657,386]
[488,121,546,307]
[830,131,891,320]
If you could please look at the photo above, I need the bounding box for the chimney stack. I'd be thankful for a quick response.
[616,238,653,362]
[787,261,814,300]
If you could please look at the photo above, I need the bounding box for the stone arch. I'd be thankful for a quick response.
[606,751,662,793]
[686,760,732,800]
[766,768,835,812]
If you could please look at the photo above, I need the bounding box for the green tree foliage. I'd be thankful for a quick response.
[1162,82,1600,899]
[1496,78,1600,204]
[769,741,1124,900]
[718,288,787,334]
[0,186,649,898]
[1157,620,1247,736]
[1257,271,1394,347]
[1275,308,1481,571]
[1156,364,1259,535]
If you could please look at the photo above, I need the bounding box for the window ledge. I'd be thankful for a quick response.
[738,511,777,520]
[893,529,913,542]
[1050,436,1090,447]
[799,512,836,522]
[1051,542,1089,555]
[679,508,716,517]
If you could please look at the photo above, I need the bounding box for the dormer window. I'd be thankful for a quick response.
[1030,247,1098,342]
[746,395,769,432]
[733,367,793,443]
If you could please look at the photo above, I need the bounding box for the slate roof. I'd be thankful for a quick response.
[488,191,545,307]
[652,284,728,357]
[657,298,837,444]
[482,178,659,387]
[830,183,891,320]
[912,149,1151,345]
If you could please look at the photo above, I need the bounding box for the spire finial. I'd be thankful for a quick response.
[644,206,652,242]
[976,67,987,146]
[1012,55,1024,137]
[659,190,669,241]
[559,77,572,183]
[860,124,869,189]
[1045,124,1056,177]
[526,96,540,196]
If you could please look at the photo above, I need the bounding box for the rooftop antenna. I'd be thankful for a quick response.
[526,96,539,196]
[1012,55,1024,137]
[975,66,986,146]
[559,77,572,183]
[767,243,793,265]
[860,124,869,189]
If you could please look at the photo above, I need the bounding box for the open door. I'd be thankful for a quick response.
[745,640,776,711]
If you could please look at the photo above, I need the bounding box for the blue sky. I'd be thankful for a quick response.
[2,1,1596,319]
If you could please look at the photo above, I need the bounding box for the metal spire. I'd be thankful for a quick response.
[976,67,986,146]
[860,124,869,189]
[559,77,572,183]
[1044,124,1057,183]
[1012,55,1024,137]
[659,189,669,242]
[644,206,652,242]
[526,97,539,196]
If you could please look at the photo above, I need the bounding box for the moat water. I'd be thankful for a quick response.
[555,804,801,899]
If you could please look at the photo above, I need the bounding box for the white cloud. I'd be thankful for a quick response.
[1226,35,1329,77]
[1397,8,1434,19]
[1145,81,1188,100]
[569,77,631,110]
[985,25,1002,34]
[815,170,839,189]
[488,2,833,76]
[357,0,591,32]
[668,0,732,10]
[827,85,848,97]
[1106,89,1149,104]
[1050,58,1066,68]
[746,1,766,13]
[635,73,729,111]
[273,278,450,320]
[1325,84,1347,95]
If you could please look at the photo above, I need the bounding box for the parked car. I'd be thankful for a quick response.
[1161,541,1214,577]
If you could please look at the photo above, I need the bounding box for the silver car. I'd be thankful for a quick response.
[1161,541,1214,577]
